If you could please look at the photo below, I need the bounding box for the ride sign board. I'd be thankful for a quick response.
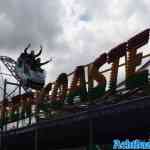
[40,28,150,104]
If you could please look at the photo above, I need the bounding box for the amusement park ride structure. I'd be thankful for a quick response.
[0,28,150,149]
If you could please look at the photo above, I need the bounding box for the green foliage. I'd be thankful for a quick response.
[87,84,106,100]
[50,100,64,109]
[126,70,148,89]
[86,144,101,150]
[67,87,87,104]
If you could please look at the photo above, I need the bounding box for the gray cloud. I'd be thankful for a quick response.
[0,0,65,50]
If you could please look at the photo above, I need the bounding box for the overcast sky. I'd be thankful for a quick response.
[0,0,150,88]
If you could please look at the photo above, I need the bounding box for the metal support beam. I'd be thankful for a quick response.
[88,105,94,150]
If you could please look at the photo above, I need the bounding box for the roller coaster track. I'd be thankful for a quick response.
[0,56,29,96]
[0,56,20,82]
